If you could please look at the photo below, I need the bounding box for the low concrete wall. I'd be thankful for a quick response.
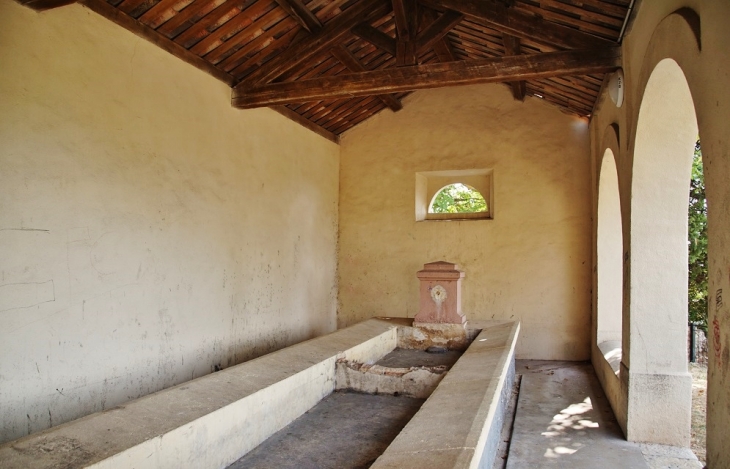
[372,321,520,469]
[0,320,398,469]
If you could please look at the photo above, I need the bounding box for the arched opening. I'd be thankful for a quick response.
[597,149,623,373]
[628,58,698,446]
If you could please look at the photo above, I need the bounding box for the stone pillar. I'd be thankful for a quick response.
[414,261,466,325]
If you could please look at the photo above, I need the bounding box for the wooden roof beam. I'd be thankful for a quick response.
[240,0,391,86]
[233,47,621,108]
[331,46,402,112]
[274,0,322,33]
[393,0,419,66]
[502,34,526,101]
[421,0,613,49]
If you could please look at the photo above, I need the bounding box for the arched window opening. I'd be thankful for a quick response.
[597,149,623,374]
[429,183,488,214]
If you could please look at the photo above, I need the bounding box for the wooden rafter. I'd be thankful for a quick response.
[393,0,419,66]
[271,0,401,112]
[351,23,397,57]
[274,0,321,33]
[421,7,457,62]
[421,0,614,49]
[240,0,392,86]
[233,47,621,108]
[416,10,463,54]
[502,34,526,101]
[331,46,402,112]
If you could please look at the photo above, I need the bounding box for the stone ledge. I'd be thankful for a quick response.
[371,320,520,469]
[0,319,398,469]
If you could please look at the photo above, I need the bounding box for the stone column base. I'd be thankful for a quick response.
[625,369,692,447]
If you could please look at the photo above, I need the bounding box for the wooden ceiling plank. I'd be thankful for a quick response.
[421,0,613,49]
[240,0,391,86]
[311,97,364,124]
[309,98,354,123]
[138,0,193,29]
[156,0,226,39]
[274,0,321,32]
[15,0,75,11]
[117,0,157,18]
[331,45,402,111]
[351,23,396,57]
[78,0,236,85]
[537,0,625,27]
[516,4,619,39]
[222,16,300,72]
[212,17,296,65]
[192,4,282,56]
[322,96,380,130]
[502,33,525,101]
[202,9,292,61]
[232,46,621,107]
[415,9,462,53]
[329,99,385,134]
[175,0,266,49]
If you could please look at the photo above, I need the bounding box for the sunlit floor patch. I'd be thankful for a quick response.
[506,361,648,469]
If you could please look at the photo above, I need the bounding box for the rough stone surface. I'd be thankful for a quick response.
[227,392,424,469]
[376,348,463,368]
[0,320,397,469]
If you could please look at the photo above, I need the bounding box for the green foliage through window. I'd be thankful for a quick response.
[688,139,707,330]
[430,183,487,213]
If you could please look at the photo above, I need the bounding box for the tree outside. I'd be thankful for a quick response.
[430,183,487,214]
[688,139,707,330]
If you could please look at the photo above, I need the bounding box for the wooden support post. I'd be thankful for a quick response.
[502,34,526,101]
[393,0,419,66]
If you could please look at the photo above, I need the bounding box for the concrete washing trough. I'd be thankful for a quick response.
[0,318,519,469]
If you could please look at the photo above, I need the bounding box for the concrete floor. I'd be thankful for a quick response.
[227,392,424,469]
[506,361,702,469]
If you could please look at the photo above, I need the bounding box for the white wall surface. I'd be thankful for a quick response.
[0,0,339,444]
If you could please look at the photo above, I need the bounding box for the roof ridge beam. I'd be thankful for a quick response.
[232,47,621,108]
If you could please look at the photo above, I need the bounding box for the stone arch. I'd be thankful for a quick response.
[625,9,702,446]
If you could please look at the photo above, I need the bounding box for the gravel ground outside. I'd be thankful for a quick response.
[690,363,707,465]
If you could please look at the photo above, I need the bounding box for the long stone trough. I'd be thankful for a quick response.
[0,318,520,469]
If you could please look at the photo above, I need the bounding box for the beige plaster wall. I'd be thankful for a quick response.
[338,84,592,360]
[0,0,339,444]
[589,0,730,459]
